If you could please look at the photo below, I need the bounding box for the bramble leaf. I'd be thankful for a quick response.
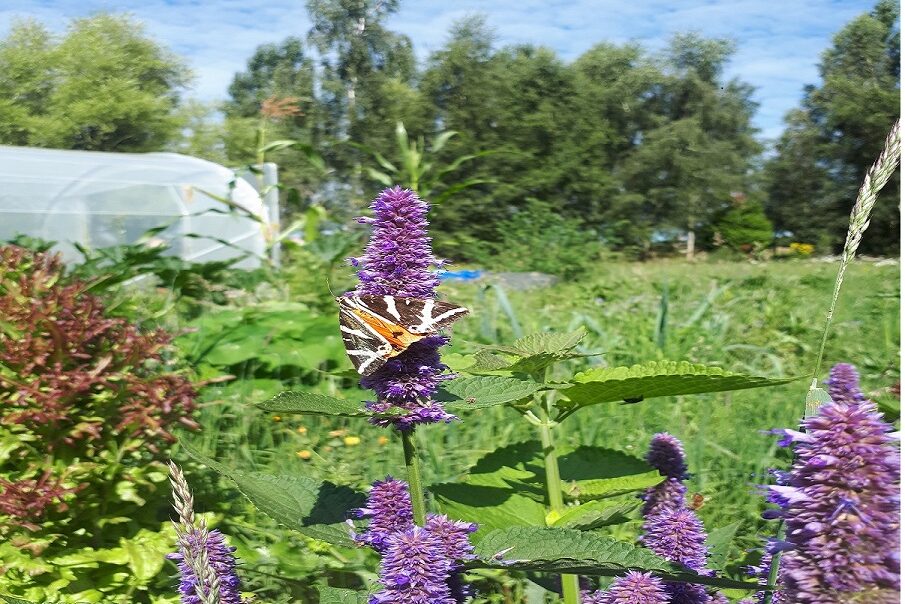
[180,440,362,547]
[256,391,368,417]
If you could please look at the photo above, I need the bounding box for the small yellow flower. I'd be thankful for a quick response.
[296,450,312,460]
[296,426,307,435]
[272,415,282,422]
[328,429,347,437]
[377,436,389,446]
[323,446,334,453]
[343,435,361,446]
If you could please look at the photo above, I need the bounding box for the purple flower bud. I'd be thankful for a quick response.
[167,529,243,604]
[353,477,413,553]
[599,571,670,603]
[641,508,711,604]
[825,362,868,406]
[642,433,689,516]
[351,187,459,429]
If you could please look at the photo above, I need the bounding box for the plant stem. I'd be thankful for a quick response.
[401,428,427,526]
[536,402,581,604]
[763,520,785,604]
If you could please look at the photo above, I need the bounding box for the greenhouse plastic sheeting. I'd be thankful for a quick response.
[0,145,271,268]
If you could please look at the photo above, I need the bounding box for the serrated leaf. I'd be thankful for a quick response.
[558,361,796,411]
[549,496,640,530]
[705,521,742,571]
[437,376,544,409]
[317,586,368,604]
[180,440,362,547]
[471,527,761,590]
[511,330,587,356]
[256,391,368,417]
[466,350,514,372]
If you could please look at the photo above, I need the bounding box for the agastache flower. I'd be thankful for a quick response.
[369,527,456,604]
[355,477,477,603]
[825,362,868,405]
[350,187,457,429]
[594,571,670,604]
[642,432,689,515]
[769,399,900,603]
[352,477,413,553]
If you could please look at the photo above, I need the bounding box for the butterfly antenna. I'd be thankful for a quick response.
[325,278,339,298]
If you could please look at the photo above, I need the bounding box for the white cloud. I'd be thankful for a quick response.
[0,0,880,141]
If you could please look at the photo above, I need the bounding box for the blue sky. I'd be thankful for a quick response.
[0,0,879,141]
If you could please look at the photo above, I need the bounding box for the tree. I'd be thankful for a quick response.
[621,34,761,258]
[0,14,190,151]
[766,1,900,254]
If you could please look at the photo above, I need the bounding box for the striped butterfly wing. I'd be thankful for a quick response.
[337,295,470,376]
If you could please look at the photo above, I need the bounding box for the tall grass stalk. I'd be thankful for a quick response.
[765,118,901,604]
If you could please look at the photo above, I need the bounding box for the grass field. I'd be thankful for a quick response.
[181,256,899,598]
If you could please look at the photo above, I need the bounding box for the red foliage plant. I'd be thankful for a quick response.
[0,245,198,524]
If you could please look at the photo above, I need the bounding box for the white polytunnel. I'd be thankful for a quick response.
[0,145,277,269]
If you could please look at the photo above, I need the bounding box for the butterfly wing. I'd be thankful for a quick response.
[338,301,393,376]
[355,295,470,335]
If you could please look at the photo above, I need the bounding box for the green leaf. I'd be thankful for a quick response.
[557,446,663,500]
[1,595,36,604]
[558,361,797,412]
[471,527,761,590]
[431,483,548,539]
[365,167,394,186]
[469,330,596,374]
[317,586,368,604]
[548,497,640,530]
[705,521,742,571]
[437,376,545,409]
[488,330,586,357]
[256,391,368,417]
[180,441,362,546]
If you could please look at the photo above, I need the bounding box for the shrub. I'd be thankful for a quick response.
[713,200,774,253]
[477,199,603,279]
[0,244,197,601]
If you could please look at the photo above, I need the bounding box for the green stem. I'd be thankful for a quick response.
[401,429,427,526]
[763,520,785,604]
[536,402,581,604]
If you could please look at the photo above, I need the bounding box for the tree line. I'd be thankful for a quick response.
[0,1,898,259]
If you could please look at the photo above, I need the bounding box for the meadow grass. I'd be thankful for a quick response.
[185,256,899,586]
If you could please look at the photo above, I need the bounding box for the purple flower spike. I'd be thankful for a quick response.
[353,187,442,299]
[642,433,689,516]
[167,529,243,604]
[773,400,900,603]
[599,571,670,603]
[641,508,711,604]
[353,477,414,553]
[368,526,457,604]
[351,187,460,429]
[580,589,608,604]
[424,514,478,561]
[825,362,868,405]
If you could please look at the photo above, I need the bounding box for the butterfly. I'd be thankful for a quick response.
[337,294,470,376]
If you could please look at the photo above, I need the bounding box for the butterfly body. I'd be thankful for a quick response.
[337,295,469,376]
